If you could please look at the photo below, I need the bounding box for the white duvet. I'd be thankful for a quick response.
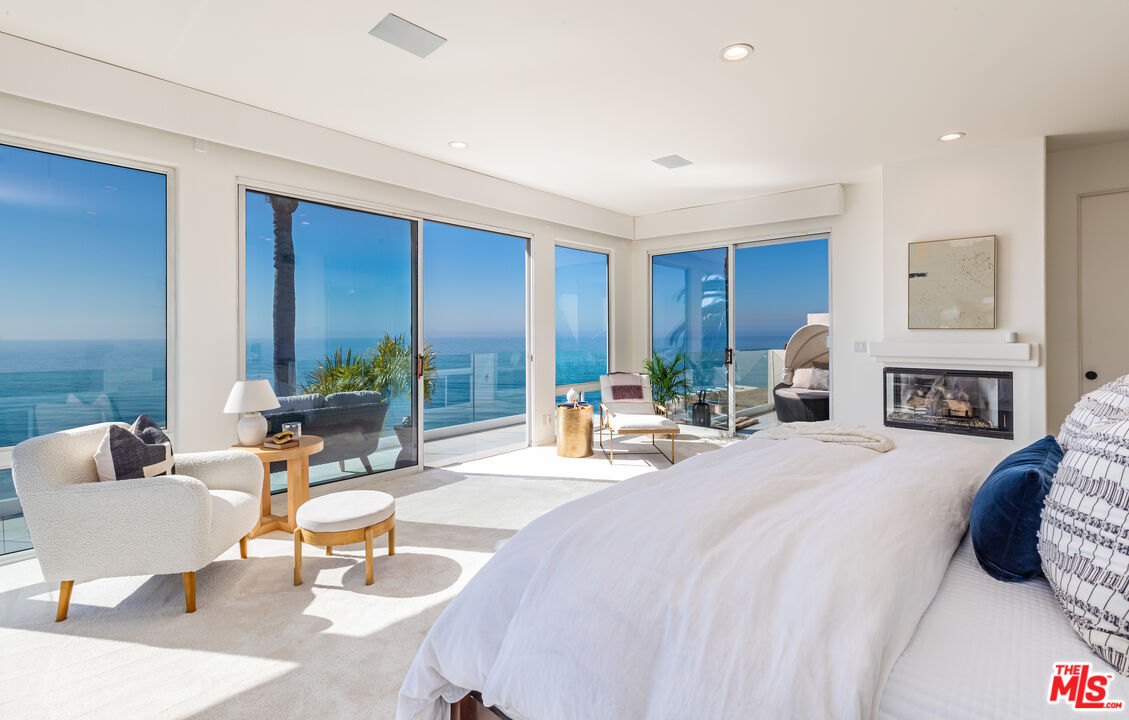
[397,430,1007,720]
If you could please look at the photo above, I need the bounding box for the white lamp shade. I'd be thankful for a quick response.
[224,379,281,414]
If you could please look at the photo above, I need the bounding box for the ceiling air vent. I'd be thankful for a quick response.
[369,14,447,58]
[652,154,692,169]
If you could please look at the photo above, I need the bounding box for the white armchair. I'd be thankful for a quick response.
[11,422,262,621]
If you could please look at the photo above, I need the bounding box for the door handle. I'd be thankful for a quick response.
[1085,370,1098,381]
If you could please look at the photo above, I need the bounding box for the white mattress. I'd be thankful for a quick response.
[879,535,1129,719]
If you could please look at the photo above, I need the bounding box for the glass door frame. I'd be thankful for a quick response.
[238,179,533,479]
[417,220,533,467]
[647,231,832,436]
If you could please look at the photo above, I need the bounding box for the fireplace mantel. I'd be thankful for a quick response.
[867,341,1039,368]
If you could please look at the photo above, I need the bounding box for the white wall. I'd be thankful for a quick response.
[1045,139,1129,431]
[627,173,885,428]
[882,137,1048,444]
[0,92,631,452]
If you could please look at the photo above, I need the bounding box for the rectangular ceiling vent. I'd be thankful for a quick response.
[652,154,693,169]
[369,14,447,58]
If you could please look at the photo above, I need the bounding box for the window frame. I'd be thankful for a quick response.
[0,134,175,564]
[553,243,611,398]
[0,133,177,451]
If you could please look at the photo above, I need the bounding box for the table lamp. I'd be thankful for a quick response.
[224,379,281,446]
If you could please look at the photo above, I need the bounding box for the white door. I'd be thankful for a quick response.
[1080,191,1129,393]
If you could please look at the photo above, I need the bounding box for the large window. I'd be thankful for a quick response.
[244,189,416,488]
[0,142,168,556]
[554,246,609,407]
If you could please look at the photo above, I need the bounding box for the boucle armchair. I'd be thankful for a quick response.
[11,422,262,621]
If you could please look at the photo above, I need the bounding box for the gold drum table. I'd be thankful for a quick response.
[557,403,594,458]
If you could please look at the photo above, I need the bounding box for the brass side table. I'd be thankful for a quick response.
[231,435,324,537]
[556,403,593,458]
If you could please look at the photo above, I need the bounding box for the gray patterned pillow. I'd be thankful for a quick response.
[1040,416,1129,674]
[93,415,175,482]
[1058,375,1129,450]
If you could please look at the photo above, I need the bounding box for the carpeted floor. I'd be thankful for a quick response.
[0,428,734,720]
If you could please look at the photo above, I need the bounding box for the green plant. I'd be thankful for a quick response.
[642,351,693,409]
[299,333,437,404]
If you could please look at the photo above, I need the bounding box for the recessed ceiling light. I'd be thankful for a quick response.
[720,43,754,61]
[448,141,468,150]
[939,132,966,142]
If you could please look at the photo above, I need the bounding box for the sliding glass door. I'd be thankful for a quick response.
[245,193,532,479]
[650,235,829,433]
[244,190,417,489]
[421,221,529,466]
[732,237,829,430]
[651,248,729,422]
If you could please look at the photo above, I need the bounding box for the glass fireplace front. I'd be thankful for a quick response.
[883,367,1014,439]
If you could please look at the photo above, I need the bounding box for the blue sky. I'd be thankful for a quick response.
[652,239,828,353]
[0,143,166,341]
[245,194,528,341]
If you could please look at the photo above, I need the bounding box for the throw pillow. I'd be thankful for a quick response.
[1040,417,1129,674]
[970,435,1063,581]
[94,414,176,482]
[792,368,814,389]
[808,368,830,391]
[1058,374,1129,450]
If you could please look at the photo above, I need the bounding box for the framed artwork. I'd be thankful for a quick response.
[907,235,996,329]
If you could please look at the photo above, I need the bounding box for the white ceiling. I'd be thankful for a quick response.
[2,0,1128,217]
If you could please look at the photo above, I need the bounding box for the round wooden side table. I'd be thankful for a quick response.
[230,435,324,538]
[556,403,593,458]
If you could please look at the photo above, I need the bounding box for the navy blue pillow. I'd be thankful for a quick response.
[970,435,1064,581]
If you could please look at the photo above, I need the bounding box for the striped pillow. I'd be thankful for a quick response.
[1058,375,1129,450]
[1040,417,1129,675]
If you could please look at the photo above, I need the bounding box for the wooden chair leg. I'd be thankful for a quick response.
[183,572,196,613]
[609,432,614,464]
[293,530,303,586]
[239,535,248,559]
[326,546,333,556]
[388,523,396,556]
[56,580,74,622]
[364,526,375,585]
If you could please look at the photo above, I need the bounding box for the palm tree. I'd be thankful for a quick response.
[268,195,300,395]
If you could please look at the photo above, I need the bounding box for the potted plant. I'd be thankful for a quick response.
[641,351,693,417]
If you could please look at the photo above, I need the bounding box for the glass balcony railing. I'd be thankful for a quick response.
[425,351,527,431]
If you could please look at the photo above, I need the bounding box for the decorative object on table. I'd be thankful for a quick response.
[641,351,693,415]
[232,435,324,538]
[557,401,593,458]
[691,389,712,427]
[12,421,262,621]
[293,490,395,587]
[264,430,298,449]
[598,372,681,464]
[281,421,302,439]
[907,235,996,329]
[566,387,579,404]
[93,414,175,481]
[224,379,281,446]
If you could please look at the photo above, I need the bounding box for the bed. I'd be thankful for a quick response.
[396,430,1121,720]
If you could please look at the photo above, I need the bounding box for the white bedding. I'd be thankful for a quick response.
[880,535,1129,719]
[397,430,1007,720]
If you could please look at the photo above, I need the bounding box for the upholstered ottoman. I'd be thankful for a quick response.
[293,490,395,586]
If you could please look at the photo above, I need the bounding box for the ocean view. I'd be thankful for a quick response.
[0,333,797,448]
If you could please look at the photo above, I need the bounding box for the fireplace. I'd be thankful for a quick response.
[883,367,1014,439]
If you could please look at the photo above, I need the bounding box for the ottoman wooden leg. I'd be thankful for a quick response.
[388,523,396,556]
[326,546,333,556]
[293,530,303,586]
[364,526,374,585]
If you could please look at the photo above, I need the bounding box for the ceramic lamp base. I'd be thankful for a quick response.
[237,412,268,446]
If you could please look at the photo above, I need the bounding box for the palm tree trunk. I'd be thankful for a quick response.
[269,195,300,395]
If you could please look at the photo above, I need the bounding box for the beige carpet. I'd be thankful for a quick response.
[0,429,733,719]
